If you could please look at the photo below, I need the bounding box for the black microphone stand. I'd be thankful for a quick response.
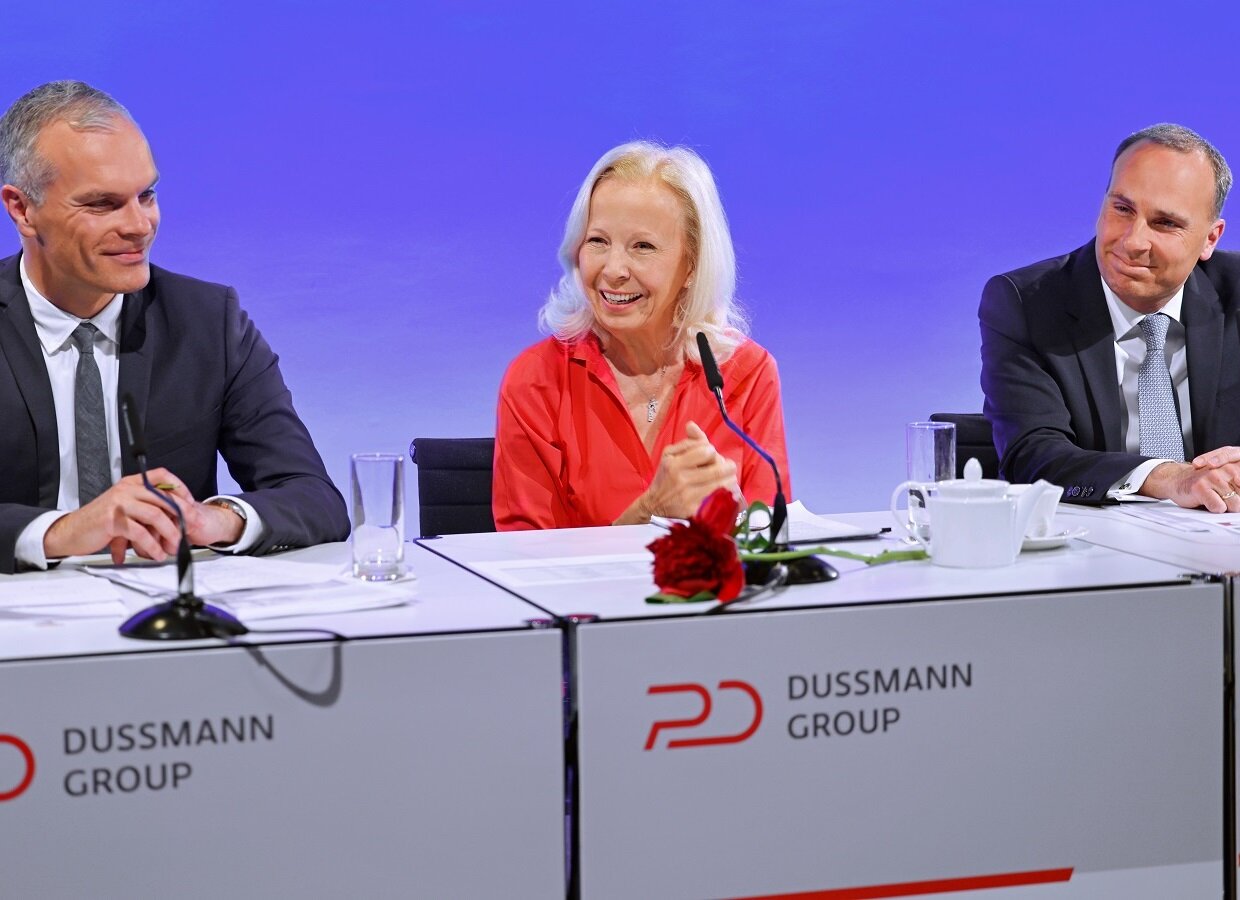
[695,333,836,588]
[117,395,247,641]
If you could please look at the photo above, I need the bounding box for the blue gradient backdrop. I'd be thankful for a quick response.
[6,2,1238,517]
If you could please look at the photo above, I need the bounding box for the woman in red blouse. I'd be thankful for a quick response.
[493,141,791,530]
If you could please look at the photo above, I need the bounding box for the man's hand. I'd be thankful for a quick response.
[1140,448,1240,512]
[162,482,246,548]
[617,422,741,524]
[43,468,247,564]
[44,467,184,564]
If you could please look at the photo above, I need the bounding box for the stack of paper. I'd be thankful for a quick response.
[81,555,417,621]
[0,576,127,623]
[1115,501,1240,541]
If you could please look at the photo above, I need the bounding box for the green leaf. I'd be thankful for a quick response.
[736,500,773,552]
[646,590,719,604]
[739,546,928,566]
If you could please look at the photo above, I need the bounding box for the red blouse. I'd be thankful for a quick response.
[493,333,791,530]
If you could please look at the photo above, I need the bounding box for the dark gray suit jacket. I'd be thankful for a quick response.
[979,240,1240,504]
[0,253,349,571]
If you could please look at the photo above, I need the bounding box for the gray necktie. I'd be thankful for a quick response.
[71,323,112,505]
[1137,312,1185,462]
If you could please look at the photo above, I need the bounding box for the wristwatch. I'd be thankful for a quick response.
[206,497,247,522]
[205,497,248,549]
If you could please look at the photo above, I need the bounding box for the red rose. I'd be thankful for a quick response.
[646,489,743,601]
[696,486,740,536]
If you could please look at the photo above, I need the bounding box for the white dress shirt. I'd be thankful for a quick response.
[1102,277,1193,497]
[15,257,261,568]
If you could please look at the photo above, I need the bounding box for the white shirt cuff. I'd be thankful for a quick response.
[1107,459,1171,498]
[15,510,72,571]
[204,496,264,553]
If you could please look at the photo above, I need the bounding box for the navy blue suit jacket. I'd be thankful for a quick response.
[979,240,1240,504]
[0,253,349,571]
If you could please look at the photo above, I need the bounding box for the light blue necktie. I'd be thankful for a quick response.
[1137,312,1185,462]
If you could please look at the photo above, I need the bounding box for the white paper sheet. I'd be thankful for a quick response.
[1116,501,1240,540]
[213,580,415,621]
[0,575,125,608]
[84,555,346,598]
[784,501,877,542]
[652,500,876,543]
[473,554,652,587]
[0,600,129,623]
[79,555,417,621]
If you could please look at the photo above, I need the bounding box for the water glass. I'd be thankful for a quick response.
[350,453,405,581]
[903,421,956,541]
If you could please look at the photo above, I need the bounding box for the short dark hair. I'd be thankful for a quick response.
[1112,123,1232,218]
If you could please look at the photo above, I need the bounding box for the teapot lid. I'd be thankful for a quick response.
[937,457,1009,499]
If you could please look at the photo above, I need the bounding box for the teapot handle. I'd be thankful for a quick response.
[890,480,930,550]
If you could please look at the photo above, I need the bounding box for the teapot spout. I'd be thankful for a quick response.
[1012,480,1063,550]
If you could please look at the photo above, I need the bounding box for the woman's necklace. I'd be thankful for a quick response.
[604,344,676,426]
[645,364,668,423]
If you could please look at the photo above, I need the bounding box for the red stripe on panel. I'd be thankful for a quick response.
[732,867,1074,900]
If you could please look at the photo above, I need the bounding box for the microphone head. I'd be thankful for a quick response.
[120,393,147,458]
[696,332,725,392]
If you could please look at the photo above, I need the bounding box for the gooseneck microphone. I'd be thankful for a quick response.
[694,332,836,590]
[696,331,790,541]
[117,394,247,641]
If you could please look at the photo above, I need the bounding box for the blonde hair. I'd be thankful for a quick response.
[539,140,747,361]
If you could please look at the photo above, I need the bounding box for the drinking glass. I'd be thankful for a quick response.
[350,453,405,581]
[902,421,956,541]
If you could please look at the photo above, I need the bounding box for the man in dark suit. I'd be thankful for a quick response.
[0,80,348,573]
[980,124,1240,512]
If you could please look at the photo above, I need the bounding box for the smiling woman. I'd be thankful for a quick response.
[492,141,792,530]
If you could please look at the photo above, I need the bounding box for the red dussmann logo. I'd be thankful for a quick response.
[0,734,35,801]
[644,680,763,750]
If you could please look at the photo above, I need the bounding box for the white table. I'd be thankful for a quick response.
[0,543,565,899]
[423,524,1225,899]
[1058,503,1240,576]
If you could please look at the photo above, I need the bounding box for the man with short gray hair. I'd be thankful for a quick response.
[0,80,348,572]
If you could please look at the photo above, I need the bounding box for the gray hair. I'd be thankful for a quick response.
[539,140,747,362]
[1112,123,1232,219]
[0,80,133,205]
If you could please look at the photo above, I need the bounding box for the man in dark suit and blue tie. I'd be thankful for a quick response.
[980,124,1240,513]
[0,80,348,573]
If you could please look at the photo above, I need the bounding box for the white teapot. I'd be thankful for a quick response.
[890,459,1062,568]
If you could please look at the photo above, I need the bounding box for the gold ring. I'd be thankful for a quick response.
[1221,490,1237,500]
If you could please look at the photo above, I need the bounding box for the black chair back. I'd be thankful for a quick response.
[409,437,496,536]
[928,413,999,479]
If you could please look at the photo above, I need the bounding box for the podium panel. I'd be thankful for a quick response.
[575,583,1223,899]
[0,630,564,898]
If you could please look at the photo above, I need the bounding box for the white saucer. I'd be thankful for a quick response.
[1022,527,1088,552]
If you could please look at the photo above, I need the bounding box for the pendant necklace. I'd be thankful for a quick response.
[645,363,669,423]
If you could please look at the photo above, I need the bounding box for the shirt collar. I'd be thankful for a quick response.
[566,331,602,364]
[568,329,705,372]
[1100,276,1185,342]
[20,255,124,354]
